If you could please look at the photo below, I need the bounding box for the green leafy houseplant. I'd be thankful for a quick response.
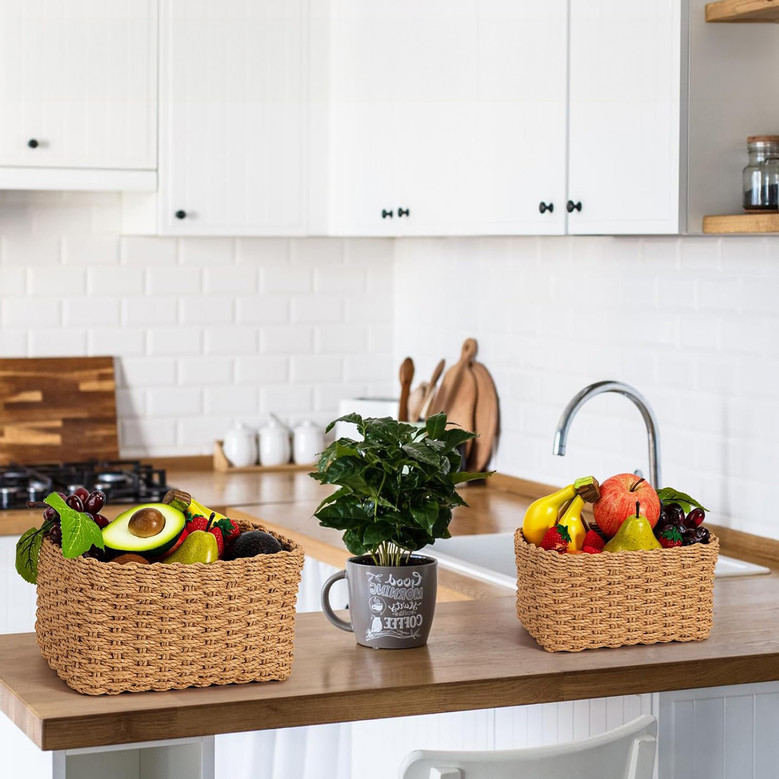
[310,413,491,567]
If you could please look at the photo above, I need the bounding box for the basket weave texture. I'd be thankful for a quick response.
[515,528,719,652]
[36,521,304,695]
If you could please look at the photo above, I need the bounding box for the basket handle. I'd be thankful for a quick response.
[321,569,353,632]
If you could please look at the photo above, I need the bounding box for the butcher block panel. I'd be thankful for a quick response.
[0,357,119,465]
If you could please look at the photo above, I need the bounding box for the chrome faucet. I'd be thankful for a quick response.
[552,380,662,488]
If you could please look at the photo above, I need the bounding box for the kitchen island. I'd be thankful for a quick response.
[2,463,779,778]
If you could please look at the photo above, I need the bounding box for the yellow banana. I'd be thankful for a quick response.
[557,495,586,551]
[163,489,229,523]
[521,476,597,546]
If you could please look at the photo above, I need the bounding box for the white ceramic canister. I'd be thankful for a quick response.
[259,415,291,466]
[222,422,258,468]
[293,420,325,464]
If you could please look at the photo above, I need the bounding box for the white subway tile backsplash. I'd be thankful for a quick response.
[235,295,289,324]
[29,329,87,356]
[63,298,120,327]
[1,235,61,265]
[2,298,60,327]
[30,266,86,297]
[203,326,258,355]
[234,356,289,384]
[203,266,258,295]
[148,387,202,417]
[121,236,178,266]
[261,265,312,294]
[62,236,121,265]
[121,418,177,450]
[291,355,343,383]
[0,267,26,296]
[260,384,313,414]
[204,386,259,416]
[147,267,202,295]
[260,325,313,354]
[147,328,203,356]
[88,328,146,357]
[179,238,235,266]
[291,295,343,324]
[236,237,290,266]
[115,387,147,418]
[0,329,28,356]
[89,266,145,297]
[181,297,234,324]
[291,238,343,266]
[179,356,235,385]
[121,297,179,326]
[315,324,367,354]
[314,266,366,295]
[117,357,177,388]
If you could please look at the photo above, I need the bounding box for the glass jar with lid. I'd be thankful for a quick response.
[743,135,779,211]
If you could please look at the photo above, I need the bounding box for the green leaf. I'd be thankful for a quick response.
[440,428,478,451]
[45,493,104,559]
[656,487,709,514]
[425,413,447,439]
[15,527,44,584]
[324,413,363,434]
[451,470,494,485]
[410,501,439,535]
[363,522,395,546]
[402,441,442,467]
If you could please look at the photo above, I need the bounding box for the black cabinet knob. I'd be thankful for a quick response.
[27,139,39,149]
[538,202,554,214]
[174,210,187,220]
[398,208,410,218]
[567,200,582,213]
[381,209,393,219]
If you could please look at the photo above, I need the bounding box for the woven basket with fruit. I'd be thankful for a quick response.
[515,474,718,652]
[16,487,303,695]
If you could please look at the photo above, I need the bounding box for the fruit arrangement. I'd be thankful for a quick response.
[16,487,284,583]
[522,473,710,556]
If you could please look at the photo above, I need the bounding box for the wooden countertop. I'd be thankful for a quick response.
[3,582,779,752]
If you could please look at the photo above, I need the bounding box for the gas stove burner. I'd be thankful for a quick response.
[0,460,172,510]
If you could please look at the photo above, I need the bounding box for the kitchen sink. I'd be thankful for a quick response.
[422,533,770,590]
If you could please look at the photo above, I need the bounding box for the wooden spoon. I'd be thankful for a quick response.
[407,382,428,422]
[398,357,414,422]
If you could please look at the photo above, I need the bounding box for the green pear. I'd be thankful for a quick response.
[162,530,218,564]
[603,501,661,553]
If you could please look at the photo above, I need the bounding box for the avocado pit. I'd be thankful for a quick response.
[128,507,166,538]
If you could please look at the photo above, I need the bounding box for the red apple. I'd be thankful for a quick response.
[593,474,660,538]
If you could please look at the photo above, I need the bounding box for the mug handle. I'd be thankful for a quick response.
[321,569,353,632]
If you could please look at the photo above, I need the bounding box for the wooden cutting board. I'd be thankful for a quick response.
[0,357,119,465]
[466,360,500,473]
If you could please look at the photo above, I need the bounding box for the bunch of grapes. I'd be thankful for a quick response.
[655,502,709,546]
[44,487,108,547]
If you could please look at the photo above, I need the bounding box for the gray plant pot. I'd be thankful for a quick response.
[321,554,437,649]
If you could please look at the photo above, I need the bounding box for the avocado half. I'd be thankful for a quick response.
[103,503,186,556]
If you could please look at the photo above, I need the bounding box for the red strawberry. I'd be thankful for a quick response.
[582,530,605,552]
[186,514,209,533]
[221,518,240,544]
[659,525,684,548]
[540,524,571,553]
[582,545,602,554]
[208,525,225,557]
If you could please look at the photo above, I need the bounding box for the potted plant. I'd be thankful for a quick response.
[312,412,490,649]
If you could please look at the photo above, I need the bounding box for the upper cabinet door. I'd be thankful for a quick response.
[0,0,157,171]
[329,0,567,237]
[160,0,308,235]
[567,0,682,235]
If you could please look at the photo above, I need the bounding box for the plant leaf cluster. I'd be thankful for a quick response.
[310,413,491,564]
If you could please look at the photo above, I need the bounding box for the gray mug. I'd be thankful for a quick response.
[321,555,437,649]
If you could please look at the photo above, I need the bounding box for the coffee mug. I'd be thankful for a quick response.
[321,555,437,649]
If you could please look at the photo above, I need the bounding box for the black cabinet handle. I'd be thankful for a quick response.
[27,139,39,149]
[175,210,187,220]
[381,209,393,219]
[567,200,582,213]
[538,202,554,214]
[398,208,410,218]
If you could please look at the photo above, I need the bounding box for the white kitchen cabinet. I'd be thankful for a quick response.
[328,0,568,237]
[125,0,312,236]
[567,0,681,234]
[0,0,157,191]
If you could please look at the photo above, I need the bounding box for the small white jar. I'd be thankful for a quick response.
[222,422,258,468]
[259,416,291,466]
[293,420,325,464]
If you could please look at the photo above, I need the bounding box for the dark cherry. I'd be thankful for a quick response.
[65,494,84,512]
[692,526,710,544]
[686,507,706,528]
[48,524,62,546]
[664,503,685,526]
[93,513,110,529]
[84,490,106,514]
[43,506,59,522]
[71,486,90,502]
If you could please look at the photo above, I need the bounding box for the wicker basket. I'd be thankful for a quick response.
[35,521,304,695]
[515,528,719,652]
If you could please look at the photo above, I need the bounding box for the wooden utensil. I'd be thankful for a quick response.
[0,357,119,465]
[418,358,446,420]
[429,340,477,455]
[407,382,428,422]
[467,360,500,473]
[398,357,414,422]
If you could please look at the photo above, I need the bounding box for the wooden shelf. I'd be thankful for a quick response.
[702,213,779,233]
[706,0,779,23]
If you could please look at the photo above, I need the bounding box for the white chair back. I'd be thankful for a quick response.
[399,714,657,779]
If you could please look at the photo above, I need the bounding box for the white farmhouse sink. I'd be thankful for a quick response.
[422,532,770,590]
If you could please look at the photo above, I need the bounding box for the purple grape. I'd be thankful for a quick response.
[71,486,90,503]
[84,490,106,514]
[43,506,59,522]
[664,503,685,526]
[93,513,109,529]
[692,526,710,544]
[655,507,671,532]
[686,507,705,528]
[48,524,62,546]
[66,494,84,512]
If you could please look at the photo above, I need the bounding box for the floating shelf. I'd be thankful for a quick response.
[706,0,779,23]
[703,213,779,233]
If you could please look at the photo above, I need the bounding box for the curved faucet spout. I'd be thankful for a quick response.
[553,380,661,488]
